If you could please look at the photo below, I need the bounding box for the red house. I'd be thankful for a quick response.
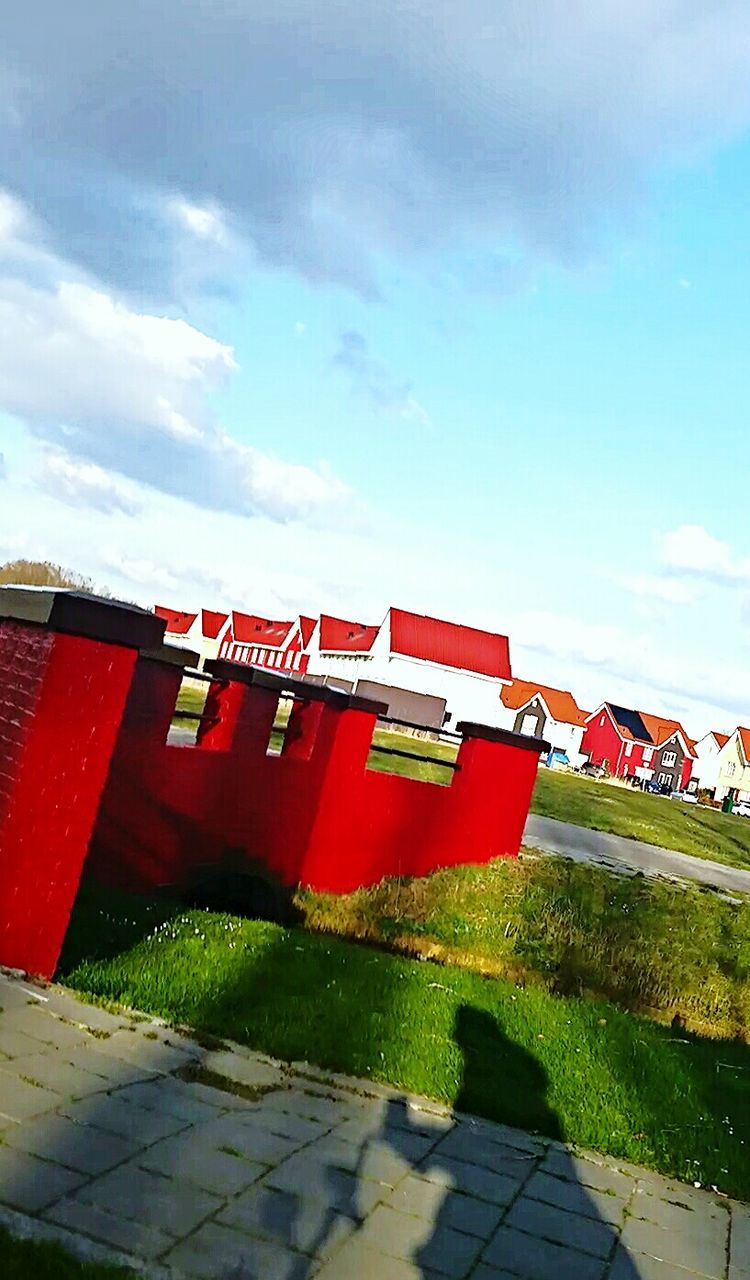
[581,703,695,791]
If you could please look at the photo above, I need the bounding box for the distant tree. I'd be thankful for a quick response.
[0,559,96,590]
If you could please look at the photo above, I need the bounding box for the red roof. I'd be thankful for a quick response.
[712,731,730,749]
[639,712,696,757]
[298,615,316,648]
[737,727,750,763]
[388,608,511,680]
[319,614,380,653]
[231,612,292,647]
[155,605,197,636]
[501,679,587,726]
[201,609,228,639]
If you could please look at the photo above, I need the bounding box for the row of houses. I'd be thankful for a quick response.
[154,604,749,804]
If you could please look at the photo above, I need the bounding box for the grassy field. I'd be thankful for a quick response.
[173,683,750,868]
[0,1227,129,1279]
[60,885,750,1200]
[532,769,750,870]
[299,854,750,1039]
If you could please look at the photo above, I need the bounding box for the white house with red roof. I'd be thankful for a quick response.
[155,606,228,668]
[216,612,317,674]
[498,678,588,766]
[691,730,730,793]
[713,727,750,803]
[304,607,512,727]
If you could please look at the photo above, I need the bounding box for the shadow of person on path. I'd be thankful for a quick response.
[302,1003,642,1280]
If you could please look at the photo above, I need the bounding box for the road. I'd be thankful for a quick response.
[523,812,750,896]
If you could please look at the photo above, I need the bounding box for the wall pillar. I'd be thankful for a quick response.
[0,589,164,977]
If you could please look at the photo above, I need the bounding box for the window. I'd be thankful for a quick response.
[727,762,736,777]
[600,715,605,726]
[624,742,632,757]
[643,748,653,763]
[662,751,676,767]
[521,713,538,737]
[658,773,669,786]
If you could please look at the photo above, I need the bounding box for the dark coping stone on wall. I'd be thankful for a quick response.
[0,587,165,651]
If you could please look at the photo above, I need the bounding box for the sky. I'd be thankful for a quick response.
[1,1,750,738]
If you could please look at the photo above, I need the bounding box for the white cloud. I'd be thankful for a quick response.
[622,573,695,605]
[660,524,750,585]
[168,198,229,246]
[9,4,750,295]
[0,205,352,524]
[37,448,141,516]
[0,190,27,243]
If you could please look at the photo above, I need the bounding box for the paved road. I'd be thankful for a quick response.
[523,813,750,896]
[1,970,746,1279]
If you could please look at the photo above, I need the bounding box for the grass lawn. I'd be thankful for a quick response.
[0,1227,130,1279]
[60,885,750,1201]
[300,853,750,1039]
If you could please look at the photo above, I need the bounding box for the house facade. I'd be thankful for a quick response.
[581,703,695,790]
[155,606,228,668]
[691,731,729,793]
[498,679,588,766]
[713,728,750,803]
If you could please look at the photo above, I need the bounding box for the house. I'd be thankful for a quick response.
[155,605,228,668]
[305,607,512,727]
[691,731,730,794]
[713,728,750,803]
[581,703,696,790]
[498,679,588,767]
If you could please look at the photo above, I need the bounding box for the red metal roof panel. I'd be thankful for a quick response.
[232,612,293,647]
[201,609,228,639]
[388,608,511,679]
[155,605,197,636]
[319,614,379,652]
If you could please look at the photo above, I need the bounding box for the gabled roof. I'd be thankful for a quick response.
[713,731,730,749]
[155,605,197,636]
[607,704,652,743]
[201,609,228,639]
[737,727,750,764]
[501,679,587,726]
[298,615,316,648]
[231,612,293,647]
[319,614,380,653]
[639,712,696,756]
[388,607,511,680]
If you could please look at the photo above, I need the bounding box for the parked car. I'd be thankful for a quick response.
[733,801,750,817]
[580,761,606,778]
[670,790,697,804]
[644,780,663,795]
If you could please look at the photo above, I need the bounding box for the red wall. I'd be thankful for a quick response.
[580,709,624,774]
[87,660,544,898]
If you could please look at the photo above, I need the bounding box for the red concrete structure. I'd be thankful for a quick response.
[0,590,547,979]
[0,590,163,978]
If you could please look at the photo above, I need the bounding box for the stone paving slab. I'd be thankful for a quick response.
[0,967,745,1280]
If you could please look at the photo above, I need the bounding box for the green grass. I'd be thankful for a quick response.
[299,854,750,1039]
[531,769,750,870]
[60,885,750,1200]
[0,1227,131,1279]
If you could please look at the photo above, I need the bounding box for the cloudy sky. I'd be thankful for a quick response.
[2,1,750,735]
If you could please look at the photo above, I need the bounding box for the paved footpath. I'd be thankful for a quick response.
[524,814,750,897]
[1,970,747,1280]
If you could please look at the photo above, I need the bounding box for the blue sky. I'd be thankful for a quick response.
[2,2,750,736]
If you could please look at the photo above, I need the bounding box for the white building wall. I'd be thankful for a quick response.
[691,735,723,792]
[363,653,507,727]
